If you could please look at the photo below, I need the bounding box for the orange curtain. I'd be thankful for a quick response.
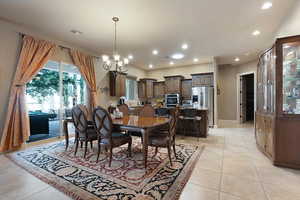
[0,36,56,152]
[70,50,97,111]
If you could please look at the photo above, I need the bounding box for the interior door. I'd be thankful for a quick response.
[240,76,247,123]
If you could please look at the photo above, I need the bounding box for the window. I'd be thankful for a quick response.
[125,77,137,100]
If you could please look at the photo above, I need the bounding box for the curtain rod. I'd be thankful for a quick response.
[19,32,102,59]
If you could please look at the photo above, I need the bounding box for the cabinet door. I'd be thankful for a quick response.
[182,80,192,99]
[265,117,274,158]
[281,41,300,115]
[174,78,182,93]
[116,74,126,97]
[138,81,146,99]
[255,114,266,150]
[154,82,165,98]
[165,78,173,94]
[146,80,154,98]
[192,76,201,87]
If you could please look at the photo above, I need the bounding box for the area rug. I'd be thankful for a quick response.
[6,138,203,200]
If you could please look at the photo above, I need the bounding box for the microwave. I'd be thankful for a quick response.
[165,94,180,107]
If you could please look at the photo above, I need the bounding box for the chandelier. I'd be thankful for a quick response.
[102,17,129,74]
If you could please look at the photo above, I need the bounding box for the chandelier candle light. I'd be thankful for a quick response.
[102,17,129,74]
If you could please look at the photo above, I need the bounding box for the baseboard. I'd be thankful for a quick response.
[218,119,239,124]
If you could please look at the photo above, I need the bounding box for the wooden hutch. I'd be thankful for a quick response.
[255,35,300,169]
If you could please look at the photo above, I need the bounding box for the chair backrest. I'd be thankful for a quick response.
[117,104,129,116]
[93,106,113,140]
[139,104,155,117]
[169,107,179,138]
[72,105,88,133]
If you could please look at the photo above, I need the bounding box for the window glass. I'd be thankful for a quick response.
[125,78,137,100]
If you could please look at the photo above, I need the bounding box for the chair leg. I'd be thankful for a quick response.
[173,143,177,159]
[128,140,132,157]
[74,139,79,156]
[90,141,93,149]
[96,143,101,163]
[167,145,173,166]
[84,140,88,158]
[109,147,113,167]
[80,141,83,148]
[153,147,158,157]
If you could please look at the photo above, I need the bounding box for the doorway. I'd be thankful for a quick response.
[26,60,87,142]
[239,73,255,123]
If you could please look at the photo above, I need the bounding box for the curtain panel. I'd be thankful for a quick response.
[70,50,98,113]
[0,36,56,152]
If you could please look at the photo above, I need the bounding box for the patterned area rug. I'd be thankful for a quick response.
[7,138,203,200]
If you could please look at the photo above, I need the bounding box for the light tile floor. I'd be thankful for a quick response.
[1,122,300,200]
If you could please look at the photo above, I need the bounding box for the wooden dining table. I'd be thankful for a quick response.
[63,115,170,168]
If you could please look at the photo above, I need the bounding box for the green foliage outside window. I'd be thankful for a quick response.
[26,68,85,106]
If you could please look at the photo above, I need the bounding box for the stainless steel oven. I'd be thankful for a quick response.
[165,94,180,107]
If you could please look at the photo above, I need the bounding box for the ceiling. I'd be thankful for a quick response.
[0,0,296,70]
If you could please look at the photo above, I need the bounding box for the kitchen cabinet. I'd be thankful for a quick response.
[255,35,300,169]
[176,108,208,138]
[181,79,192,99]
[191,73,214,87]
[164,75,184,94]
[138,78,156,100]
[109,71,126,97]
[153,81,165,98]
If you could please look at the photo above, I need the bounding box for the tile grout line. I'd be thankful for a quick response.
[218,135,225,200]
[253,158,271,200]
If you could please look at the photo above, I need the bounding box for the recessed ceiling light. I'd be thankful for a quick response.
[252,30,261,36]
[171,53,185,60]
[261,2,273,10]
[193,58,199,62]
[152,50,159,55]
[128,54,133,60]
[149,64,153,68]
[70,30,82,35]
[235,57,240,62]
[170,61,174,65]
[182,43,188,50]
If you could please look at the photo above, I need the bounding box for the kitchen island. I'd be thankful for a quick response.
[129,106,208,138]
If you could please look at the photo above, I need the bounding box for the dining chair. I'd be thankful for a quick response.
[93,106,132,166]
[149,107,179,166]
[117,104,130,116]
[139,104,155,117]
[72,105,98,158]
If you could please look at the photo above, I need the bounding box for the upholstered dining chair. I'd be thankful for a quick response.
[139,104,155,117]
[117,104,130,116]
[72,105,98,158]
[129,104,156,143]
[149,107,179,166]
[93,106,132,166]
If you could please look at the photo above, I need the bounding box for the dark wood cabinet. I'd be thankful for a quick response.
[255,35,300,169]
[138,78,156,100]
[164,75,184,94]
[153,81,165,98]
[181,79,192,99]
[109,71,126,97]
[176,109,208,138]
[191,73,214,87]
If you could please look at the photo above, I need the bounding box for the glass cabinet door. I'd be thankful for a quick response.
[282,42,300,114]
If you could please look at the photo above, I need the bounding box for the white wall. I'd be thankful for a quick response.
[276,1,300,38]
[218,61,257,121]
[0,21,21,139]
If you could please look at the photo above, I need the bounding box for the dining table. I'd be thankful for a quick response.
[63,115,170,168]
